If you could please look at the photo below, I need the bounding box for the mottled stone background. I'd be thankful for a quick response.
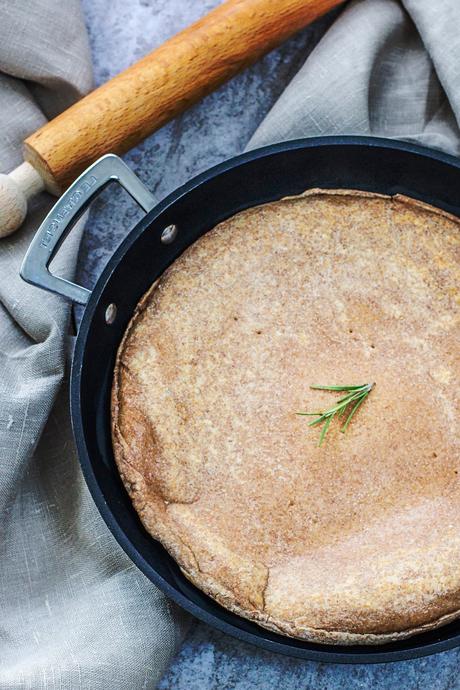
[78,1,459,687]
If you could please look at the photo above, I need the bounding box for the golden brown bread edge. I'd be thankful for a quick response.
[111,188,460,645]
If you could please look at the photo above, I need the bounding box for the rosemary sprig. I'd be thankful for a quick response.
[297,383,375,446]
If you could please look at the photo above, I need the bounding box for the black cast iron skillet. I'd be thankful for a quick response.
[20,136,460,663]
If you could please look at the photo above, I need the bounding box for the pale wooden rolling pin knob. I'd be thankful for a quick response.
[0,163,45,237]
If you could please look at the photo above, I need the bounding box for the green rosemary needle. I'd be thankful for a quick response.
[297,383,375,446]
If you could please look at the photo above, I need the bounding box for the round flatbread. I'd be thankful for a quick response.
[112,190,460,644]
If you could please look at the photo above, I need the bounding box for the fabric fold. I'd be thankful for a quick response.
[247,0,460,156]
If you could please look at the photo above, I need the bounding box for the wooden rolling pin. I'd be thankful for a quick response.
[0,0,343,237]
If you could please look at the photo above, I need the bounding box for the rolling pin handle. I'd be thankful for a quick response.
[0,163,45,238]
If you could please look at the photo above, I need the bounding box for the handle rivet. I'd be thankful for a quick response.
[105,303,117,325]
[161,224,178,244]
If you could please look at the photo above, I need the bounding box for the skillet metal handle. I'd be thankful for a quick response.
[20,154,156,305]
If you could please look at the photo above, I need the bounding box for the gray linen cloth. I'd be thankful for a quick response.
[249,0,460,155]
[0,2,188,689]
[1,0,460,688]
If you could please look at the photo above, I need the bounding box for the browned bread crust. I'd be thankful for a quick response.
[112,190,460,644]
